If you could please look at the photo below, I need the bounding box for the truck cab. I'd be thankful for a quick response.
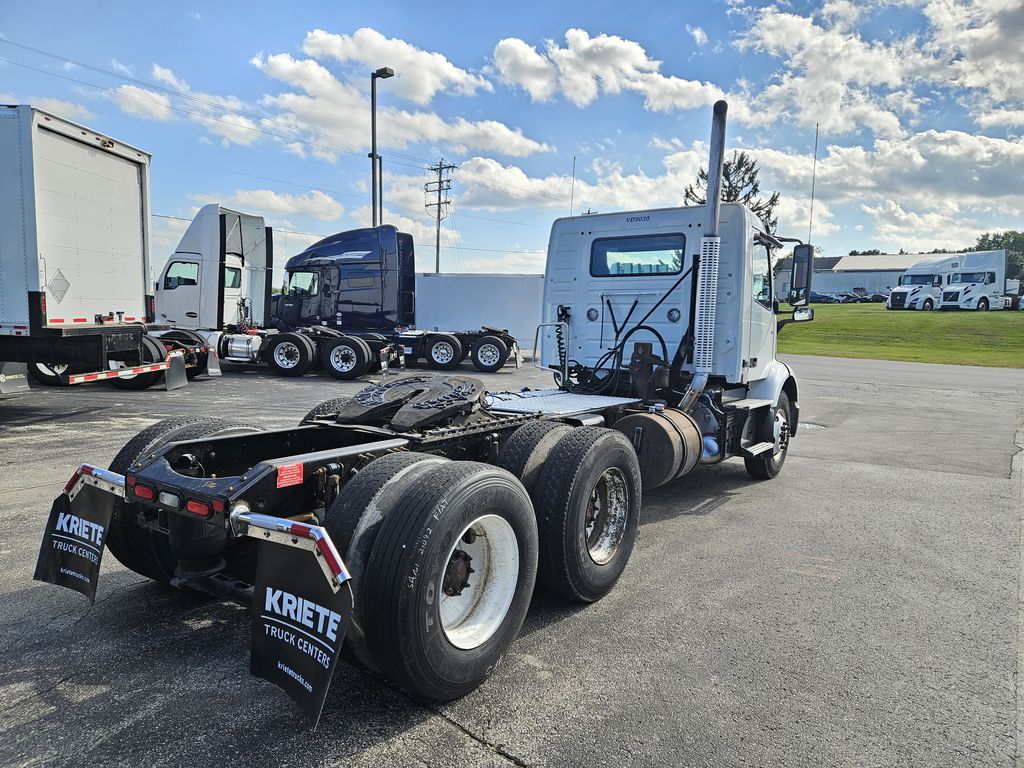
[155,204,273,330]
[940,250,1007,311]
[276,225,415,332]
[887,256,955,310]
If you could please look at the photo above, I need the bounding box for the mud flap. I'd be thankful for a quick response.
[205,342,223,377]
[164,351,188,390]
[33,466,122,603]
[0,362,30,395]
[235,511,353,727]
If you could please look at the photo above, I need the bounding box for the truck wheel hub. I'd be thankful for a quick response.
[585,467,628,565]
[330,346,356,372]
[432,342,454,364]
[442,550,474,597]
[478,344,500,366]
[274,342,300,368]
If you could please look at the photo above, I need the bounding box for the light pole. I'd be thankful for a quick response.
[370,66,394,227]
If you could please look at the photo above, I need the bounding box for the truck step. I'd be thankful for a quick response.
[724,398,773,411]
[742,441,775,457]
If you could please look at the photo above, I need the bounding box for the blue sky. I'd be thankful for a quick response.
[2,0,1022,275]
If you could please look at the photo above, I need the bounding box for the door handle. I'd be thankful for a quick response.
[186,312,198,318]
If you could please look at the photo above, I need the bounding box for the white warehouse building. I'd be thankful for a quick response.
[776,252,929,297]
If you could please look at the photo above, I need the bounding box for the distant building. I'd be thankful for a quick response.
[775,252,927,297]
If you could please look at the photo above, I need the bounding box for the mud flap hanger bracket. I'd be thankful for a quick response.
[229,504,351,594]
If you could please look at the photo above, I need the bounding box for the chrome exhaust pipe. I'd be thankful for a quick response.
[679,100,727,413]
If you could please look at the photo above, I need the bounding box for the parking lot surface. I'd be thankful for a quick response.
[1,355,1022,767]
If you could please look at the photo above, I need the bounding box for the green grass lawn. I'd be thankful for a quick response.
[777,302,1024,368]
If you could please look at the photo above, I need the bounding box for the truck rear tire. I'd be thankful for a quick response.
[470,335,510,373]
[110,335,165,390]
[159,329,208,379]
[426,334,463,371]
[533,427,642,602]
[299,396,351,424]
[744,392,791,480]
[107,418,260,582]
[361,461,538,700]
[27,362,73,386]
[324,451,449,670]
[322,336,370,380]
[499,420,573,496]
[266,333,313,376]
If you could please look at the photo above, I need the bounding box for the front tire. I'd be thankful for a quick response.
[922,299,933,310]
[744,392,792,480]
[977,298,989,311]
[361,462,538,700]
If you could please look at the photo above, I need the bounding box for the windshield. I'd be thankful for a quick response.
[952,272,987,284]
[286,270,319,297]
[899,274,933,286]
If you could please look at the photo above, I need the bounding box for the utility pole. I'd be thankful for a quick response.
[424,159,456,273]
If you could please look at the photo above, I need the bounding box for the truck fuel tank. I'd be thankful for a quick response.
[613,409,702,489]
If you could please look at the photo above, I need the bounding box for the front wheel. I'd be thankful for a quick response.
[744,392,792,480]
[361,462,538,700]
[922,298,933,311]
[977,298,989,311]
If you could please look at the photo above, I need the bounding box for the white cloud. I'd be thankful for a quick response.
[302,28,492,104]
[977,109,1024,128]
[113,84,173,120]
[859,200,982,251]
[493,29,737,116]
[253,52,550,157]
[194,189,345,221]
[687,25,709,46]
[110,59,133,76]
[31,98,95,121]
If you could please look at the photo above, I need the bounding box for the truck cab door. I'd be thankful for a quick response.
[744,239,774,382]
[221,256,244,326]
[278,269,322,328]
[157,259,201,329]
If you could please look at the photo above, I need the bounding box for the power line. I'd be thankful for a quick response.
[425,159,457,273]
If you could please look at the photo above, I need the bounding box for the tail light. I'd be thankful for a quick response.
[133,483,156,501]
[186,499,211,517]
[145,294,156,323]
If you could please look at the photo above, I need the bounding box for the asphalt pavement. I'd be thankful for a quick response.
[0,355,1021,767]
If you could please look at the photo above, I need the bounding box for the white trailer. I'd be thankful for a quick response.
[886,255,960,310]
[0,105,196,392]
[939,250,1008,311]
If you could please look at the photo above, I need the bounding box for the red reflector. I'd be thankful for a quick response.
[63,471,82,494]
[186,499,211,517]
[126,475,137,488]
[212,499,225,513]
[134,483,156,500]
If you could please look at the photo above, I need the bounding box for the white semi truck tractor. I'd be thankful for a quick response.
[886,255,959,310]
[34,101,816,724]
[939,250,1009,310]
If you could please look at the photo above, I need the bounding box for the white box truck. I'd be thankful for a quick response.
[0,105,201,393]
[939,250,1008,311]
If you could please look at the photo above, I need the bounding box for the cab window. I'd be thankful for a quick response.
[590,234,685,277]
[752,242,772,308]
[224,266,242,289]
[341,264,380,289]
[286,271,319,297]
[163,261,199,290]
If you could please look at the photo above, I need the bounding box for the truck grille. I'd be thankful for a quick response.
[889,293,906,308]
[943,291,960,302]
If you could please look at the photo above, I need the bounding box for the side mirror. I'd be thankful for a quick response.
[323,284,333,298]
[788,244,814,307]
[793,307,814,322]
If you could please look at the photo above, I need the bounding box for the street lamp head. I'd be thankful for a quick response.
[373,67,395,79]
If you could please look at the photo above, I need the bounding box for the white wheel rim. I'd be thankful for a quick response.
[330,345,356,372]
[432,341,454,364]
[585,467,629,565]
[274,342,301,368]
[477,343,501,367]
[439,514,519,650]
[772,407,790,458]
[38,363,69,377]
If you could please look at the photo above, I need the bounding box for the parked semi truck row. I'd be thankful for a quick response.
[887,250,1016,310]
[36,101,818,724]
[156,206,521,381]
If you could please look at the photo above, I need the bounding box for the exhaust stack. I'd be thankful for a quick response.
[679,100,728,413]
